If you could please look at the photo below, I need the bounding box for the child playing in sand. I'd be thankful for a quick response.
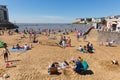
[2,47,10,62]
[78,45,84,52]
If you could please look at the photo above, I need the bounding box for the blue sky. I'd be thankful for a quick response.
[0,0,120,23]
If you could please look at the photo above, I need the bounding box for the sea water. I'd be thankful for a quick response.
[16,23,90,31]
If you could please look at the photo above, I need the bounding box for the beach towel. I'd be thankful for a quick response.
[10,48,27,52]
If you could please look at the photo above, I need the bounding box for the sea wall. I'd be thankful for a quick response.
[0,22,18,29]
[90,30,120,45]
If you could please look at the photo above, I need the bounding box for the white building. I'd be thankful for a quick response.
[75,18,87,23]
[0,5,9,22]
[106,18,120,32]
[92,18,101,23]
[75,18,81,23]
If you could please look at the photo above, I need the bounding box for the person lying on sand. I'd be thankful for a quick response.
[112,60,119,65]
[48,61,70,74]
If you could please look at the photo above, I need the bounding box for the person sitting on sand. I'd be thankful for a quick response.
[33,37,38,43]
[32,33,39,43]
[16,44,21,49]
[62,36,66,47]
[48,62,59,74]
[15,28,19,33]
[78,45,84,52]
[108,40,116,46]
[12,45,16,49]
[24,44,30,50]
[73,58,83,73]
[59,36,63,45]
[83,46,88,53]
[87,42,94,53]
[112,60,119,65]
[66,37,71,47]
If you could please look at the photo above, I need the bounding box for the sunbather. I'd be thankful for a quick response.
[24,44,30,50]
[73,58,83,73]
[48,62,59,74]
[66,37,71,47]
[78,45,84,52]
[87,42,94,53]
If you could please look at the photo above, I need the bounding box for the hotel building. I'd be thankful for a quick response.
[0,5,9,22]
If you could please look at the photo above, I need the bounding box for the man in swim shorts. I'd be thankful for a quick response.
[2,47,10,62]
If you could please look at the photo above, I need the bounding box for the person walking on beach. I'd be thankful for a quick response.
[83,35,87,41]
[2,47,10,62]
[76,30,80,41]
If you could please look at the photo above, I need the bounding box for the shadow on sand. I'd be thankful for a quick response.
[8,60,21,63]
[77,70,94,75]
[6,65,17,68]
[49,72,62,75]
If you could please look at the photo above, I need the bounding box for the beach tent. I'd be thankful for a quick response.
[0,41,4,48]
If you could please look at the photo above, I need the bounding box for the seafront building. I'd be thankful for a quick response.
[0,5,9,22]
[75,17,102,24]
[75,15,120,32]
[0,5,18,29]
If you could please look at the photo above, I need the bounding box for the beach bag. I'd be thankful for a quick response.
[3,74,9,78]
[48,67,58,74]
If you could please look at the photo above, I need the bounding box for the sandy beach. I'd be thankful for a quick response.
[0,30,120,80]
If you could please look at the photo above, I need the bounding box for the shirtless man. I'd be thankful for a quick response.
[2,47,10,62]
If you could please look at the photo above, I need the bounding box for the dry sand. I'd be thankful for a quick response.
[0,30,120,80]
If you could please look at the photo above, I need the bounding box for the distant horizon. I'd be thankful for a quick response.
[1,0,120,23]
[15,22,72,24]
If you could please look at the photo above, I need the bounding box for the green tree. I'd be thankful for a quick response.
[100,19,107,25]
[86,18,92,22]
